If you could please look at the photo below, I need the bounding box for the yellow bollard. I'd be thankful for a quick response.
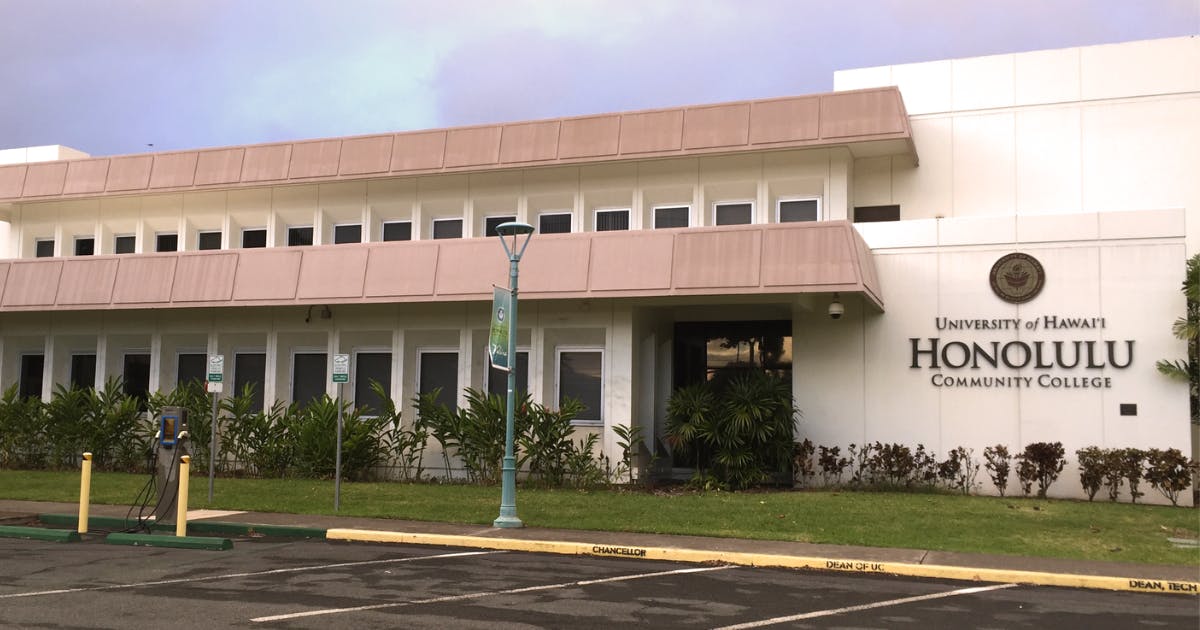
[78,452,93,534]
[176,455,191,537]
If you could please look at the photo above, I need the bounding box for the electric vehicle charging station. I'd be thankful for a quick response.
[151,406,189,522]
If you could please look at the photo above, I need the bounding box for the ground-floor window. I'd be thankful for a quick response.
[673,320,792,390]
[123,353,151,409]
[557,348,603,425]
[292,352,327,407]
[19,354,44,399]
[70,354,96,390]
[418,350,458,410]
[234,353,266,411]
[487,350,528,399]
[177,353,206,387]
[354,352,391,416]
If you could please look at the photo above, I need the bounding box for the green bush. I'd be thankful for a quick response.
[1018,442,1065,499]
[1076,446,1105,501]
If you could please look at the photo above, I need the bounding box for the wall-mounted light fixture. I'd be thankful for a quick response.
[828,293,844,320]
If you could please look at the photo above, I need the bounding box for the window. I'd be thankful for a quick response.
[35,239,54,258]
[382,221,412,242]
[778,198,820,223]
[484,215,516,238]
[354,352,392,416]
[333,224,362,244]
[156,233,178,252]
[123,353,151,410]
[292,352,327,407]
[19,354,44,399]
[854,204,901,223]
[234,353,266,411]
[288,226,314,246]
[487,351,528,400]
[538,212,572,234]
[653,206,689,229]
[595,209,629,232]
[197,231,222,250]
[177,353,206,387]
[557,349,603,424]
[242,228,267,248]
[432,218,463,240]
[74,237,95,256]
[115,235,136,254]
[418,351,458,411]
[714,202,753,226]
[70,354,97,390]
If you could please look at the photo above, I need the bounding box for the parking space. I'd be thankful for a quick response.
[0,537,1195,629]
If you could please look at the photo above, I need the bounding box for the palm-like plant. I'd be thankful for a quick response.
[1157,253,1199,425]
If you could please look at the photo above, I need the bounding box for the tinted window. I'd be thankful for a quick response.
[35,240,54,258]
[485,216,516,237]
[538,213,572,234]
[854,204,901,223]
[382,221,412,241]
[487,351,528,399]
[419,352,458,410]
[115,235,136,254]
[197,231,222,250]
[234,353,266,411]
[19,354,44,399]
[334,224,362,244]
[654,206,689,229]
[595,209,629,232]
[123,353,151,410]
[715,203,752,225]
[779,199,819,223]
[292,353,327,407]
[559,351,602,423]
[432,219,463,240]
[156,233,178,252]
[288,226,314,246]
[71,354,97,390]
[242,229,267,248]
[177,353,206,387]
[74,237,95,256]
[354,352,392,416]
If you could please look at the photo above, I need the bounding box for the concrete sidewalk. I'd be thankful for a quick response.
[2,499,1197,596]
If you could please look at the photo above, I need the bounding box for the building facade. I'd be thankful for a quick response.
[0,37,1195,502]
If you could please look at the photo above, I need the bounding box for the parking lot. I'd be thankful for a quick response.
[0,536,1195,629]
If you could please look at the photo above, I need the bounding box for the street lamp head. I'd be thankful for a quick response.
[495,221,535,261]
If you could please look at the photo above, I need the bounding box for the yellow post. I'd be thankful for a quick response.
[175,455,191,537]
[78,452,93,535]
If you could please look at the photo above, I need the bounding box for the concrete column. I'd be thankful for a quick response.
[263,329,278,407]
[41,334,54,400]
[148,332,162,394]
[605,303,635,462]
[326,328,339,398]
[390,326,405,415]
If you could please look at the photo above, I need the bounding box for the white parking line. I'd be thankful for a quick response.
[711,583,1020,629]
[251,564,737,623]
[0,550,500,599]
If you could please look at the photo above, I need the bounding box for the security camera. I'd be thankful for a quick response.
[828,295,844,320]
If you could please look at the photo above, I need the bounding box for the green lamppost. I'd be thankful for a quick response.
[493,221,533,528]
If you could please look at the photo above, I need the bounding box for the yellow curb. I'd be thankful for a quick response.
[325,528,1200,596]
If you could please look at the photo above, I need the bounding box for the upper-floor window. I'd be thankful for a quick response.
[156,232,178,252]
[333,224,362,244]
[595,208,630,232]
[484,215,516,238]
[35,239,54,258]
[854,204,900,223]
[114,235,136,254]
[382,221,412,241]
[714,202,753,226]
[653,206,689,229]
[242,228,267,248]
[74,236,95,256]
[197,231,222,250]
[288,226,314,246]
[778,198,820,223]
[432,218,463,240]
[538,212,572,234]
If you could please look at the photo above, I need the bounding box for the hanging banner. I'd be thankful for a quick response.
[489,286,512,371]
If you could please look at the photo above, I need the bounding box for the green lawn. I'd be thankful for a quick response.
[2,470,1197,567]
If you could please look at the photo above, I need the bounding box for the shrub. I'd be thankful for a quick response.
[1075,446,1105,501]
[611,422,650,485]
[871,442,915,487]
[818,445,849,485]
[370,381,424,481]
[0,385,46,469]
[912,444,940,488]
[519,395,580,487]
[939,447,980,495]
[847,442,876,487]
[1120,448,1146,504]
[221,388,295,478]
[1018,442,1065,498]
[1102,448,1125,502]
[983,445,1011,497]
[792,439,815,487]
[1144,448,1194,506]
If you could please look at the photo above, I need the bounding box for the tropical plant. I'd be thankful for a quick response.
[221,387,295,478]
[371,381,425,481]
[519,396,582,487]
[289,395,390,481]
[792,438,815,487]
[1075,446,1105,501]
[939,447,980,495]
[0,385,46,469]
[413,389,459,480]
[1018,441,1065,499]
[1144,448,1195,506]
[1157,253,1200,425]
[983,444,1011,497]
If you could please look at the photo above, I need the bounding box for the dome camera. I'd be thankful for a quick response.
[828,294,844,320]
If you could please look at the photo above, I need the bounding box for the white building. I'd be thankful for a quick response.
[0,36,1195,502]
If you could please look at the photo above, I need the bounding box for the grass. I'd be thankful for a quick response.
[2,469,1197,567]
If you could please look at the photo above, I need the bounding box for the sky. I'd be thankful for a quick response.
[0,0,1197,157]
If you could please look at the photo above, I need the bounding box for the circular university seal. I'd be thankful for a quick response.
[989,253,1045,304]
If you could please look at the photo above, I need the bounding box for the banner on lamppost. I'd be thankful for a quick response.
[489,286,512,371]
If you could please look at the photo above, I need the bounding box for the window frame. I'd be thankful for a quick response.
[332,223,363,245]
[232,350,267,411]
[593,207,631,232]
[351,348,392,417]
[554,346,604,426]
[289,349,328,407]
[484,215,517,238]
[483,346,530,399]
[537,211,573,234]
[416,347,460,410]
[70,352,98,390]
[73,236,95,256]
[241,227,268,248]
[431,217,464,240]
[652,204,691,229]
[114,234,136,254]
[776,197,822,223]
[122,350,152,410]
[34,238,55,258]
[381,220,413,242]
[287,225,315,247]
[176,351,207,387]
[196,230,222,251]
[18,352,45,399]
[712,200,755,226]
[155,232,179,253]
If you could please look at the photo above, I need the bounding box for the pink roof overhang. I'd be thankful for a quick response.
[0,87,915,203]
[0,222,883,313]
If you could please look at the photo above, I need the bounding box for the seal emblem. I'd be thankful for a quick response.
[990,253,1044,304]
